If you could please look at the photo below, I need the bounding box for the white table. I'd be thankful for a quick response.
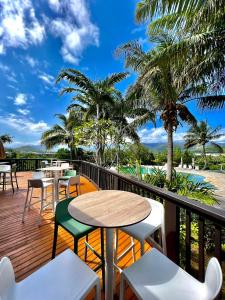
[68,190,151,300]
[37,166,72,207]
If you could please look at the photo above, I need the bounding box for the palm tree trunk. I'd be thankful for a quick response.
[166,122,173,182]
[202,144,207,169]
[96,104,102,166]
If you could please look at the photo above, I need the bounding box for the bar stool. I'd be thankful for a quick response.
[0,249,101,300]
[58,175,81,198]
[115,198,166,271]
[52,197,105,290]
[22,178,54,223]
[120,248,223,300]
[0,164,18,192]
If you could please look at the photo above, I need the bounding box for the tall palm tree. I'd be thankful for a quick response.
[118,37,198,181]
[0,134,13,144]
[56,69,128,165]
[184,121,225,169]
[41,111,82,159]
[135,0,225,109]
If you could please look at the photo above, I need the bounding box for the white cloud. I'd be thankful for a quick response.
[138,127,186,143]
[0,63,17,83]
[24,55,38,67]
[0,1,99,64]
[0,114,49,133]
[14,93,27,105]
[0,0,45,53]
[48,0,99,64]
[17,108,30,115]
[38,72,55,84]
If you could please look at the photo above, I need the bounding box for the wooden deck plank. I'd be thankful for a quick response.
[0,172,151,299]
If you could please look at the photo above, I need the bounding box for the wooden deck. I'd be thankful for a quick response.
[0,172,151,299]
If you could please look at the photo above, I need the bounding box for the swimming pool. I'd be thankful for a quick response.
[120,166,207,184]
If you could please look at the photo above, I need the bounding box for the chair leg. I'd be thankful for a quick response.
[10,172,14,193]
[100,228,105,292]
[120,274,126,300]
[22,187,30,223]
[95,280,101,300]
[140,241,145,256]
[161,228,167,255]
[52,222,58,259]
[15,172,19,189]
[114,229,119,264]
[84,234,88,261]
[74,238,78,254]
[131,237,136,262]
[28,188,33,210]
[3,174,5,190]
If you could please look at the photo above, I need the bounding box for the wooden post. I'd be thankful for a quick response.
[164,201,180,263]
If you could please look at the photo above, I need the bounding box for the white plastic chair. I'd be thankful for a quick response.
[60,162,70,169]
[120,248,222,300]
[115,198,166,270]
[0,249,101,300]
[58,175,81,198]
[22,178,54,223]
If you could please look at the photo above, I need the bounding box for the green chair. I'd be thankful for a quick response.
[60,169,77,179]
[52,197,105,289]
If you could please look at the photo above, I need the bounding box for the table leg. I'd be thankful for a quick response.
[105,228,114,300]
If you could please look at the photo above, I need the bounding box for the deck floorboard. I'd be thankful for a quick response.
[0,172,151,299]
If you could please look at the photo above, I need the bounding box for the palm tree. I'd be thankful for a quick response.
[184,121,225,169]
[135,0,225,109]
[0,134,13,144]
[41,111,82,159]
[118,37,198,181]
[56,69,128,165]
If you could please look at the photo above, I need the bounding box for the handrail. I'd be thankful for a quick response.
[77,160,225,224]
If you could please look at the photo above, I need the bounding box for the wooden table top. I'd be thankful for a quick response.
[68,190,151,228]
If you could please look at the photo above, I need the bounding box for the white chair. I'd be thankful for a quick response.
[183,164,187,168]
[195,165,200,170]
[188,165,193,169]
[0,249,101,300]
[58,175,81,198]
[115,198,166,270]
[22,178,54,223]
[120,248,222,300]
[61,162,70,169]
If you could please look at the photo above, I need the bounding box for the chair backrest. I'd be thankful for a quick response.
[0,257,16,300]
[40,161,48,168]
[0,165,11,172]
[11,164,17,172]
[64,169,76,177]
[69,175,80,186]
[32,171,45,179]
[204,257,222,299]
[146,198,165,225]
[28,179,44,188]
[61,163,70,169]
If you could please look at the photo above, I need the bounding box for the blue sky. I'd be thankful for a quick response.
[0,0,225,148]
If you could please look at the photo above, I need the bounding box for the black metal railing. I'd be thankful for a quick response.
[1,158,225,295]
[76,160,225,291]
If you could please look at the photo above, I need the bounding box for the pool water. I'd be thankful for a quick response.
[120,166,207,184]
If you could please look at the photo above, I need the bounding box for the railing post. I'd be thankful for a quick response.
[35,159,38,171]
[164,201,180,263]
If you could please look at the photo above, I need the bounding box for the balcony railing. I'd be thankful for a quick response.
[1,158,225,290]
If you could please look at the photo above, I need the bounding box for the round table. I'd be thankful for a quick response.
[68,190,151,300]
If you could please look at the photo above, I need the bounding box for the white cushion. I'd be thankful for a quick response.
[15,249,99,300]
[123,249,207,300]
